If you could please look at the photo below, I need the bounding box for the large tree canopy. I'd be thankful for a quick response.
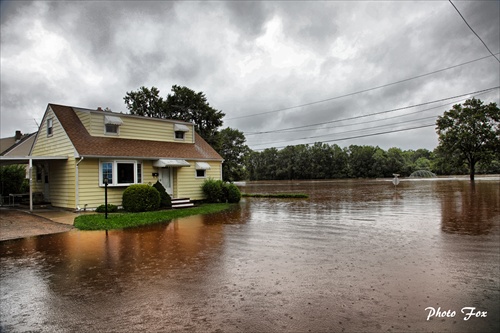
[218,127,250,181]
[435,98,500,181]
[124,85,225,147]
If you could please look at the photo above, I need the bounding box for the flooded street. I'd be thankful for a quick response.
[1,178,499,332]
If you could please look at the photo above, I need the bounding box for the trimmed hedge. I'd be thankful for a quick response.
[226,183,241,203]
[122,184,160,212]
[152,181,172,208]
[95,204,119,213]
[202,178,241,203]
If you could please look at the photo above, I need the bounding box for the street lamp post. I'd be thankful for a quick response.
[104,178,108,219]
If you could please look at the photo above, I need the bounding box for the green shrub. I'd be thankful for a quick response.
[152,181,172,208]
[202,178,225,203]
[122,184,160,212]
[226,183,241,203]
[201,178,241,203]
[0,165,27,196]
[95,204,118,213]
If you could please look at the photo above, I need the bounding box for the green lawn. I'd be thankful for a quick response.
[74,203,233,230]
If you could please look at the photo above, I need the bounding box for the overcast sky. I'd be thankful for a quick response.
[1,0,499,151]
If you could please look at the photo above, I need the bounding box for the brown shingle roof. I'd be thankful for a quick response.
[49,104,222,160]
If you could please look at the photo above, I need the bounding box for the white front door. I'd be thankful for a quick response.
[160,167,173,196]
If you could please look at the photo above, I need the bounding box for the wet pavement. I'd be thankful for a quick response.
[0,209,74,241]
[1,178,499,332]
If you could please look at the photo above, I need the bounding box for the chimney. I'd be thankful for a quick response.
[15,130,22,141]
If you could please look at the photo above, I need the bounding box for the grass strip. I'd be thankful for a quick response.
[242,193,309,198]
[74,203,232,231]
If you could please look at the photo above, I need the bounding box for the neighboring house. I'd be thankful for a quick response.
[0,131,36,156]
[28,104,223,210]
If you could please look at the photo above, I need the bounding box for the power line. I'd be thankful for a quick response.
[244,86,500,135]
[279,88,493,135]
[449,0,500,63]
[226,53,499,121]
[250,116,438,147]
[253,124,435,151]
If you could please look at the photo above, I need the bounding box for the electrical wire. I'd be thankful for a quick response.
[250,116,438,147]
[252,124,436,151]
[226,53,499,121]
[448,0,500,63]
[244,86,500,135]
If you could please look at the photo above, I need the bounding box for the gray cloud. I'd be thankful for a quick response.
[1,0,498,152]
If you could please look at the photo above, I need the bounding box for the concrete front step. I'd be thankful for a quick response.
[171,198,194,209]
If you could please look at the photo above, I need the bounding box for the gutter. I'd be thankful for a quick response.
[75,156,84,211]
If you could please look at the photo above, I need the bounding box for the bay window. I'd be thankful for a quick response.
[100,160,142,186]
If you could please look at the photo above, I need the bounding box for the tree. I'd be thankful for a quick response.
[436,98,500,181]
[218,127,250,181]
[165,85,225,147]
[123,86,166,118]
[0,165,28,196]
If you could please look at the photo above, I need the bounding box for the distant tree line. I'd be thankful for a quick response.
[245,143,499,181]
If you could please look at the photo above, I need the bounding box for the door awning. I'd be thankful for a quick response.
[153,159,190,167]
[174,124,190,132]
[104,115,123,125]
[195,162,211,170]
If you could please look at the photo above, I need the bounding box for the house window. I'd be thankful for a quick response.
[174,124,189,140]
[175,131,185,140]
[100,160,142,186]
[117,162,134,184]
[104,115,123,135]
[105,124,119,134]
[195,162,211,178]
[102,162,113,184]
[137,163,142,183]
[47,118,53,136]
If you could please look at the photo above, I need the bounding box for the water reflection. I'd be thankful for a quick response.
[1,179,499,332]
[438,181,499,235]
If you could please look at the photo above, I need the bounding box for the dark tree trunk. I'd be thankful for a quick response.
[469,159,475,182]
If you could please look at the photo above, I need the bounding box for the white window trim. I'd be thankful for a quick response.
[47,118,53,137]
[99,160,142,187]
[195,169,207,178]
[104,123,120,136]
[174,131,185,141]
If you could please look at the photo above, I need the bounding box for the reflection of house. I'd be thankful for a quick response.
[25,104,222,210]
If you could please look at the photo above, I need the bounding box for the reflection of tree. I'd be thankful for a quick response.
[440,181,499,235]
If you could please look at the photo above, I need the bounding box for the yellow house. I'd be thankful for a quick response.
[28,104,223,210]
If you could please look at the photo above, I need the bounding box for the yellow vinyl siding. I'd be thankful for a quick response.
[76,159,158,209]
[78,110,194,143]
[75,110,91,133]
[49,159,76,208]
[31,106,75,157]
[175,161,222,200]
[31,106,77,209]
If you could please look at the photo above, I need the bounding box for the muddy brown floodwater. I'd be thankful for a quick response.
[1,178,499,332]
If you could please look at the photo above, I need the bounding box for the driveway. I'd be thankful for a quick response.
[0,208,74,241]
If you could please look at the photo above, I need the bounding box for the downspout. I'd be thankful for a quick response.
[75,157,84,211]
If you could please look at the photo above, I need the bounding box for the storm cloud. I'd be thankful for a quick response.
[1,1,498,151]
